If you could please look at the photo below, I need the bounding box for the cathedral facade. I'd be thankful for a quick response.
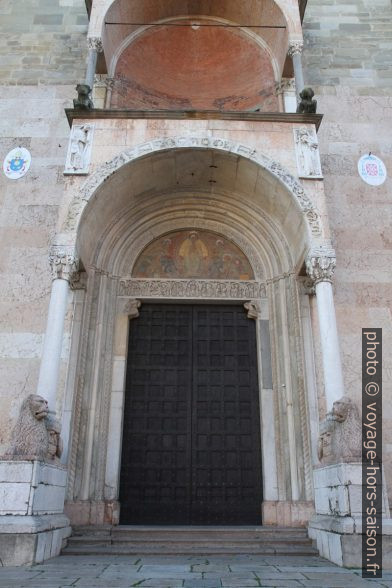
[0,0,391,569]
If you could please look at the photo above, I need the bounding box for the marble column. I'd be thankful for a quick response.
[306,247,345,410]
[36,247,79,414]
[288,41,304,103]
[85,37,103,94]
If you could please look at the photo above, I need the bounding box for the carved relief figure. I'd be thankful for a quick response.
[4,395,49,461]
[69,125,90,170]
[296,87,317,114]
[318,396,362,464]
[295,127,322,177]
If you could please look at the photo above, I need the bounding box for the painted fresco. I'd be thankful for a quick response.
[132,230,255,280]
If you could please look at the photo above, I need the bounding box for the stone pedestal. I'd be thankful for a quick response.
[0,461,71,566]
[308,463,392,568]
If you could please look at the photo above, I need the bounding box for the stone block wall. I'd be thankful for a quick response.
[0,0,88,85]
[303,0,392,500]
[0,1,88,452]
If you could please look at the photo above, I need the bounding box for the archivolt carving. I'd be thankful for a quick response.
[119,279,266,300]
[62,136,323,239]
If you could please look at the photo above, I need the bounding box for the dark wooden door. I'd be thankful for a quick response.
[119,304,262,525]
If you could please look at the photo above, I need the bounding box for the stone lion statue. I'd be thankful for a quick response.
[46,414,63,462]
[4,394,49,461]
[318,396,361,464]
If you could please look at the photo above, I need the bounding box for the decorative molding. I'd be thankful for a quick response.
[49,246,79,282]
[244,300,261,319]
[64,124,94,175]
[288,40,304,57]
[62,136,323,239]
[118,279,267,300]
[306,244,336,284]
[294,127,323,179]
[87,37,103,53]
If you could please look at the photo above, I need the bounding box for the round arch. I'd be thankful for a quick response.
[61,135,324,280]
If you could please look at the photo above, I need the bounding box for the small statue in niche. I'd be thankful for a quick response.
[46,414,63,462]
[73,84,93,110]
[296,87,317,114]
[295,127,322,177]
[4,394,49,461]
[69,125,91,170]
[318,396,362,464]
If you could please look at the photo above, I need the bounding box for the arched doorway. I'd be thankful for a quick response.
[63,140,320,527]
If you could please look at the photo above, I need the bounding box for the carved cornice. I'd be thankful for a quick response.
[305,245,336,285]
[288,41,304,57]
[49,246,79,282]
[87,37,103,53]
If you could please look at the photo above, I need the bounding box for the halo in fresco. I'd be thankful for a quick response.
[132,230,255,280]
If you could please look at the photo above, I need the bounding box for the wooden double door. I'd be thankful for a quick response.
[119,303,262,525]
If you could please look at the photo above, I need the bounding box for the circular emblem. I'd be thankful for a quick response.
[358,154,387,186]
[3,147,31,179]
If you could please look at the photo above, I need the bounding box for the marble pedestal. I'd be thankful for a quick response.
[308,462,392,568]
[0,461,71,566]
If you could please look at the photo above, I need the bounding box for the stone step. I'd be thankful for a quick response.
[62,526,318,557]
[63,544,318,556]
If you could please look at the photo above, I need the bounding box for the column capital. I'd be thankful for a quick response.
[305,245,336,285]
[244,300,261,320]
[87,36,103,53]
[288,40,304,57]
[49,246,79,282]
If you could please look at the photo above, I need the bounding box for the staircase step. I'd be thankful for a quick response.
[62,526,318,557]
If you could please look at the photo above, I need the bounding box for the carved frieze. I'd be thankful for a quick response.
[64,124,94,175]
[294,127,323,179]
[119,279,266,300]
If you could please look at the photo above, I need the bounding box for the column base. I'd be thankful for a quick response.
[262,501,315,527]
[65,500,120,526]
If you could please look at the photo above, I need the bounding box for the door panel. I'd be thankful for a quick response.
[119,304,262,525]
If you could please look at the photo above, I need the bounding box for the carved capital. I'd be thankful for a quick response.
[123,299,141,319]
[49,246,79,282]
[244,300,261,320]
[87,37,103,53]
[306,245,336,285]
[275,78,296,95]
[288,40,304,57]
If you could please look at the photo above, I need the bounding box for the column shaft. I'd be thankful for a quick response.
[315,280,345,409]
[292,52,305,102]
[85,48,98,90]
[36,278,69,412]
